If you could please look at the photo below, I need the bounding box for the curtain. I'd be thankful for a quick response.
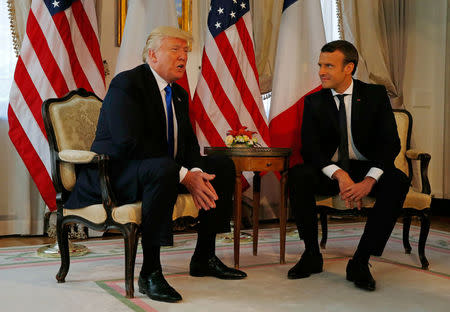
[250,0,283,93]
[1,0,45,235]
[339,0,408,108]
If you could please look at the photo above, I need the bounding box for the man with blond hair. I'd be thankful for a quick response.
[65,26,246,303]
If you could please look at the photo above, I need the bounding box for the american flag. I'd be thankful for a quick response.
[191,0,270,150]
[8,0,105,211]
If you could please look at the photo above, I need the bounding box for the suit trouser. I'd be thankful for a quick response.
[288,160,409,256]
[136,155,235,247]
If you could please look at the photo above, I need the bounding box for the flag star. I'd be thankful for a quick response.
[240,2,246,9]
[217,7,224,14]
[233,0,237,3]
[230,11,236,18]
[215,21,221,29]
[52,0,60,7]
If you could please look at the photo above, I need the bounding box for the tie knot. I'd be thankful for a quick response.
[336,94,346,102]
[164,84,172,95]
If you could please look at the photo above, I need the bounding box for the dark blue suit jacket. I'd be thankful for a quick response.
[65,64,201,208]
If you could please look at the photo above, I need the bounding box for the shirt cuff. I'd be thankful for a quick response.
[365,167,383,181]
[322,164,340,179]
[179,166,203,183]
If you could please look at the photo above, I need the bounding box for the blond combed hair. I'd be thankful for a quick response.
[142,26,193,63]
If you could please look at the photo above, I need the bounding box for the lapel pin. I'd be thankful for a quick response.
[177,97,181,102]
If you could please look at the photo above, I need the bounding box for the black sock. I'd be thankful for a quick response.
[141,245,161,277]
[193,231,216,261]
[298,225,320,255]
[353,248,370,264]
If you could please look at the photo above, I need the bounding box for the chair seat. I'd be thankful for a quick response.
[63,194,199,225]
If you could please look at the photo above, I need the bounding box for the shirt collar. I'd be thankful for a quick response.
[331,79,354,97]
[149,65,171,92]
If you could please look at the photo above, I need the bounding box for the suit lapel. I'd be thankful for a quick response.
[144,64,167,140]
[351,79,363,134]
[322,88,339,131]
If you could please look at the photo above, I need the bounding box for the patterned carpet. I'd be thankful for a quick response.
[1,223,449,312]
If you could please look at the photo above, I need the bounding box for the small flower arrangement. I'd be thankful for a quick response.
[225,127,260,147]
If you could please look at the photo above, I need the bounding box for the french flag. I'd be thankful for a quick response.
[268,0,326,167]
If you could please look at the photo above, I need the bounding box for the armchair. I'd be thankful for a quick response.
[42,88,197,298]
[316,109,432,269]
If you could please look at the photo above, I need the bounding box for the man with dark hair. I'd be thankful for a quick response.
[287,40,409,291]
[65,26,246,303]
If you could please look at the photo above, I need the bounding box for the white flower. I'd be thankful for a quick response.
[225,135,234,147]
[236,135,244,143]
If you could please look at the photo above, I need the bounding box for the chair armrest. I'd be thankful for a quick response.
[58,149,99,163]
[406,149,430,160]
[406,149,431,195]
[59,150,117,212]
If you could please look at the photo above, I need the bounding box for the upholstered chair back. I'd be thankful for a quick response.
[393,111,410,178]
[47,93,102,191]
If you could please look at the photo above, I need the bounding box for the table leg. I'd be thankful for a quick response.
[234,171,243,269]
[280,171,288,264]
[252,172,261,256]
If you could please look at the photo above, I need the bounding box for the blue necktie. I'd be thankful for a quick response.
[164,84,174,157]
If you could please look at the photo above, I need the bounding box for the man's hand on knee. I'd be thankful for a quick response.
[332,169,355,209]
[182,171,218,210]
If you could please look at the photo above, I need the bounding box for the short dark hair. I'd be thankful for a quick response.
[321,40,358,75]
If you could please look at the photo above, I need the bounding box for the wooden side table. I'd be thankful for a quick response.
[204,147,291,268]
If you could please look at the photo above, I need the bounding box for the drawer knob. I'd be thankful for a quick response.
[266,162,272,167]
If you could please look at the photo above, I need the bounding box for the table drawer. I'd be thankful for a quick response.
[232,157,285,172]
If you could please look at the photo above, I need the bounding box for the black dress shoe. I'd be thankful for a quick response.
[138,270,182,303]
[288,252,323,279]
[346,258,376,291]
[190,255,247,279]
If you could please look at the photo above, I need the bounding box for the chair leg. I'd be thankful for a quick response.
[418,211,430,270]
[319,209,328,249]
[122,223,140,298]
[56,215,70,283]
[402,214,412,254]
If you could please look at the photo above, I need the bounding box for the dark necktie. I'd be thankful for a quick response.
[337,94,350,171]
[164,84,174,157]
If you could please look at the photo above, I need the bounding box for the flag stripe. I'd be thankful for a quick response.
[9,82,51,175]
[71,1,104,83]
[7,107,55,208]
[235,16,259,83]
[13,58,47,136]
[26,11,69,97]
[199,53,242,130]
[191,93,225,147]
[52,11,93,91]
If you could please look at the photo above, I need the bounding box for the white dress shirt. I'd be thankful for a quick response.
[150,67,201,182]
[322,80,383,181]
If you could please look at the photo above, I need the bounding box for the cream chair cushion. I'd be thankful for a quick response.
[63,194,199,225]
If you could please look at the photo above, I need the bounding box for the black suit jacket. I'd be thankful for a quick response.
[301,79,400,172]
[91,63,201,170]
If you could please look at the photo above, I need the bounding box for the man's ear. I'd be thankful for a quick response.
[148,49,157,64]
[345,62,354,75]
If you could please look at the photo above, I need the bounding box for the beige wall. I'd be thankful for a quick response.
[403,0,448,198]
